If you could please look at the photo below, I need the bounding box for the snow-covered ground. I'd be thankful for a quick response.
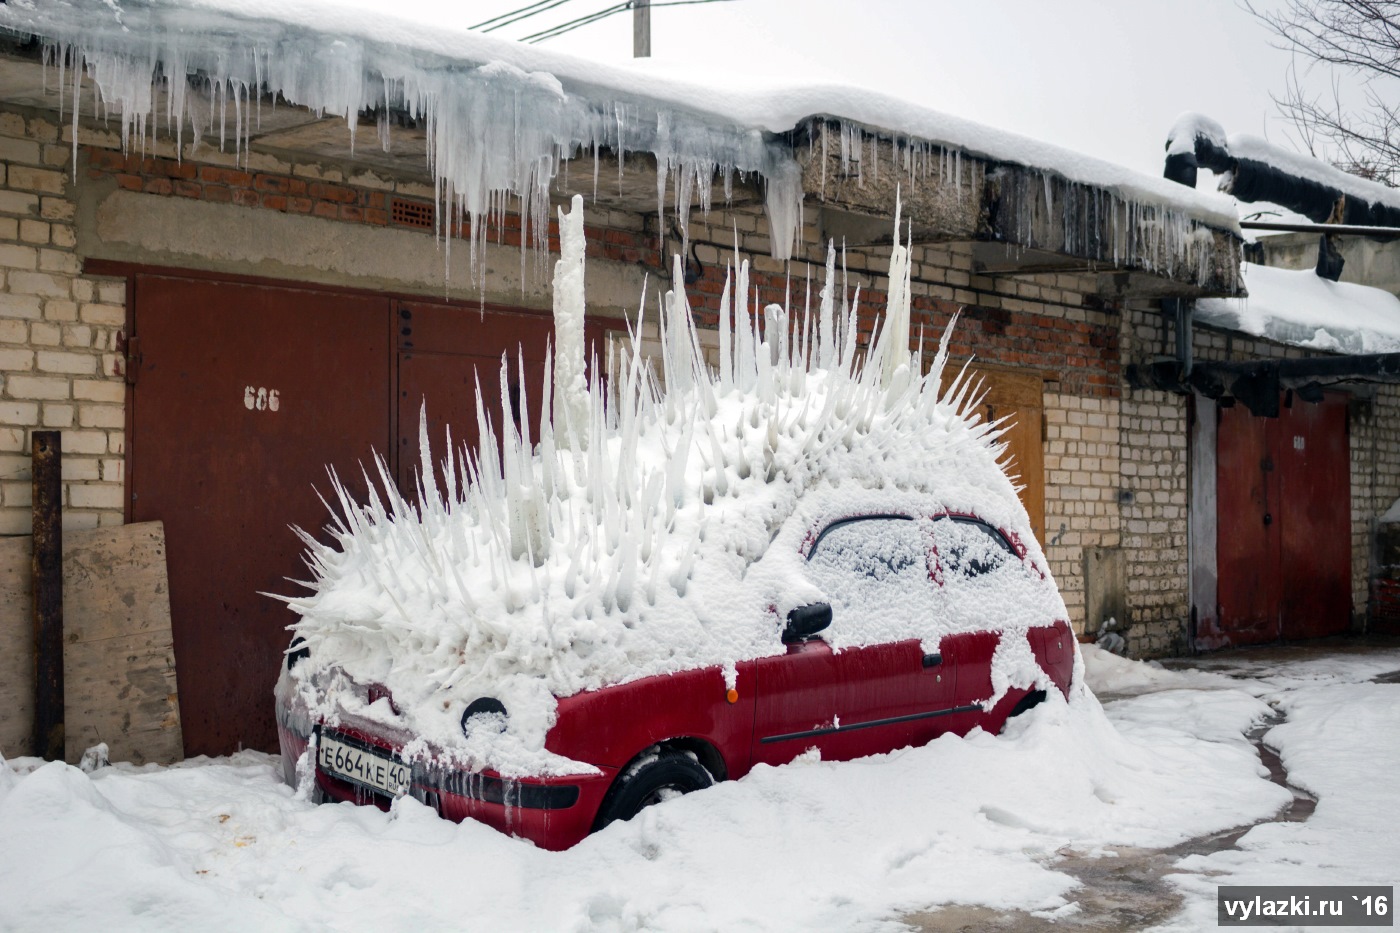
[3,642,1396,932]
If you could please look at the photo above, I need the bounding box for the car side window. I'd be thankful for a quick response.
[805,516,933,631]
[929,516,1016,580]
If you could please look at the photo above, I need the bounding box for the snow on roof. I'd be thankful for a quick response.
[276,199,1067,775]
[0,0,1240,272]
[1168,112,1400,223]
[1196,262,1400,354]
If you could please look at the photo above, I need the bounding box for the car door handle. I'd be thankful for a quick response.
[922,653,943,668]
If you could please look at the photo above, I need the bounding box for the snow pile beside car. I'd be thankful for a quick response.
[281,197,1069,773]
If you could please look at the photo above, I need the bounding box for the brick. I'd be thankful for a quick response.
[0,348,33,371]
[0,189,38,216]
[60,458,99,481]
[0,293,43,320]
[2,481,31,508]
[0,244,37,269]
[19,219,49,244]
[29,322,60,346]
[5,374,69,399]
[38,249,80,275]
[0,507,31,534]
[97,282,124,304]
[0,397,39,426]
[61,512,100,531]
[62,324,92,348]
[39,197,74,222]
[78,302,124,326]
[60,430,108,455]
[309,182,357,204]
[8,271,69,298]
[102,458,124,482]
[72,379,124,403]
[37,350,94,375]
[68,483,123,509]
[7,165,65,194]
[0,136,42,164]
[50,225,77,248]
[42,403,73,427]
[78,404,123,428]
[0,319,24,343]
[44,299,79,322]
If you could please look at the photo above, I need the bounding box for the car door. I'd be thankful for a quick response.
[751,515,955,766]
[925,516,1022,733]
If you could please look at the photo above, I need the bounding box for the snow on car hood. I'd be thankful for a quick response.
[280,197,1069,775]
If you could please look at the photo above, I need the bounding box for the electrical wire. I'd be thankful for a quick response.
[523,0,740,44]
[470,0,579,33]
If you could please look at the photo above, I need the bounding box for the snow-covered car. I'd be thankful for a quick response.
[274,199,1077,850]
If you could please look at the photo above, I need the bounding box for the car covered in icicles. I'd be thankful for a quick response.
[274,198,1078,850]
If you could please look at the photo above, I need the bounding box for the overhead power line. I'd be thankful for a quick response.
[470,0,579,33]
[522,0,738,44]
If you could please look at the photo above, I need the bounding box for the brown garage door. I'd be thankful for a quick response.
[130,273,564,756]
[130,274,392,756]
[1209,391,1351,647]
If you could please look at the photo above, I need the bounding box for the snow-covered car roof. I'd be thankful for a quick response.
[277,200,1069,775]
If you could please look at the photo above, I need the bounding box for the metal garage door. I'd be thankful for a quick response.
[1211,391,1351,647]
[129,274,558,756]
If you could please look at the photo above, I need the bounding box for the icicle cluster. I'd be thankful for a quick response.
[275,197,1065,772]
[3,1,801,278]
[816,119,1237,289]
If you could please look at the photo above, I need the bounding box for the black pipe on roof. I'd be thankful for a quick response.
[1164,129,1400,229]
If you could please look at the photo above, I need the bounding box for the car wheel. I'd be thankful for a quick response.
[594,748,714,830]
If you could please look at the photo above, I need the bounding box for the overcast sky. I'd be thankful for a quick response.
[349,0,1337,181]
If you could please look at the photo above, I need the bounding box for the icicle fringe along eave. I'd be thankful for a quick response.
[0,2,1237,290]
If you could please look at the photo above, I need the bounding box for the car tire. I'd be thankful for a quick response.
[594,748,714,830]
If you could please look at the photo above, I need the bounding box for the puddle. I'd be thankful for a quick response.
[1372,669,1400,684]
[901,717,1316,932]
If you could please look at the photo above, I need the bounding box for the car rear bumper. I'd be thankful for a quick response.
[275,710,613,851]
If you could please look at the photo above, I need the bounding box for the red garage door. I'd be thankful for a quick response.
[1210,391,1351,647]
[130,273,562,756]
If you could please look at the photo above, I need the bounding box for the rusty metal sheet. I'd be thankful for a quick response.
[130,274,390,756]
[1211,391,1351,649]
[1213,400,1280,648]
[1277,392,1351,639]
[396,301,552,498]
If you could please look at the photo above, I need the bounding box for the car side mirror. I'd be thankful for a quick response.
[783,603,832,643]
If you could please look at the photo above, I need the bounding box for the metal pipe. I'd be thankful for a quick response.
[31,431,63,761]
[1241,220,1400,238]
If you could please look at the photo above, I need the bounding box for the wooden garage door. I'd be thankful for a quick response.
[959,367,1045,543]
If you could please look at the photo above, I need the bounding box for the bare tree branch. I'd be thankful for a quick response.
[1247,0,1400,186]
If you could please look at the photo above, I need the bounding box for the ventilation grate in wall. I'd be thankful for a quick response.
[391,198,435,230]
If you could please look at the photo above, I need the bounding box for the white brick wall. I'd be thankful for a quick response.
[0,109,127,535]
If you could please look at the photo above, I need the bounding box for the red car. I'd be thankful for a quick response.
[276,510,1074,851]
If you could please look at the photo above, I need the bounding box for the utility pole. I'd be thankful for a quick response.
[633,0,651,57]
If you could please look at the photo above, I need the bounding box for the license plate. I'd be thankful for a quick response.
[317,732,411,797]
